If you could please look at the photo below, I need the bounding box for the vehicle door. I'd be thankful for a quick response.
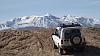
[53,29,60,45]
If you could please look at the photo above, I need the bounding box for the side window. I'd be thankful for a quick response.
[55,29,58,36]
[55,29,60,38]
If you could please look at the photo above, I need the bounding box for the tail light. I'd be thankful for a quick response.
[61,40,63,44]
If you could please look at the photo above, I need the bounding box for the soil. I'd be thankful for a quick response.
[0,28,100,56]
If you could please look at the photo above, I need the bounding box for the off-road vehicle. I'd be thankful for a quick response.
[52,23,86,55]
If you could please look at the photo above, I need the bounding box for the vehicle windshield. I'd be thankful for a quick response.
[64,29,81,39]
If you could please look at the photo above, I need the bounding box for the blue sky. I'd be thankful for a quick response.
[0,0,100,22]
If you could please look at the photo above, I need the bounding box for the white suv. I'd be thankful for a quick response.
[52,24,86,55]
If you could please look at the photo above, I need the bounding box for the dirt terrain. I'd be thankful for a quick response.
[0,28,100,56]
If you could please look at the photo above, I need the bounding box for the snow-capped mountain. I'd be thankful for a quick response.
[0,13,60,30]
[0,14,100,30]
[60,15,100,27]
[14,13,60,28]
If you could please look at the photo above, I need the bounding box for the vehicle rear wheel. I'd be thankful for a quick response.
[73,46,85,52]
[58,45,63,55]
[78,46,85,52]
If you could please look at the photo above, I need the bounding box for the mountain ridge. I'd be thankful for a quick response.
[0,14,100,30]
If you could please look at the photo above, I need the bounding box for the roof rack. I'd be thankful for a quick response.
[59,23,81,28]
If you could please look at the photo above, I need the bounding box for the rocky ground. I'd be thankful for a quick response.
[0,28,100,56]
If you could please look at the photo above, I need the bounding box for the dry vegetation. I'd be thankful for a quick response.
[0,28,100,56]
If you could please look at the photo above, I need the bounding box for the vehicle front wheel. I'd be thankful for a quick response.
[53,43,58,49]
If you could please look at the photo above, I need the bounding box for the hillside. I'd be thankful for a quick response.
[0,28,100,56]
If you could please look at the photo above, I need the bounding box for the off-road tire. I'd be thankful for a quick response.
[58,45,63,55]
[52,38,58,49]
[70,35,82,45]
[78,46,85,52]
